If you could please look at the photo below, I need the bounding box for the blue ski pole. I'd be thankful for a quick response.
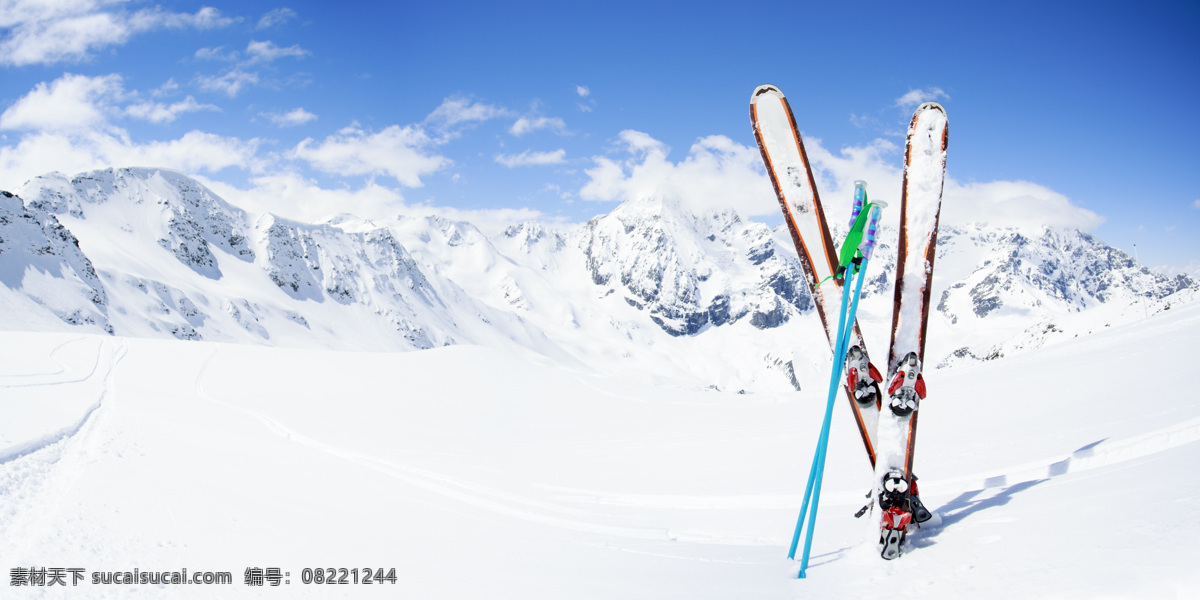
[787,266,855,561]
[795,261,860,577]
[789,185,874,562]
[792,199,887,578]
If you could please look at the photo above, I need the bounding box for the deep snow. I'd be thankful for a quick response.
[2,291,1198,598]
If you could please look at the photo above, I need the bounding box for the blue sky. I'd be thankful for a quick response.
[1,0,1198,272]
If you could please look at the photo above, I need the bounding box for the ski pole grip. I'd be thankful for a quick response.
[860,202,887,260]
[849,180,867,229]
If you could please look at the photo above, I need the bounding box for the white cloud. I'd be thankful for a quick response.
[580,131,774,216]
[291,124,449,187]
[138,6,229,29]
[623,130,668,153]
[426,97,510,129]
[201,172,543,234]
[0,73,124,132]
[941,180,1104,232]
[125,96,219,124]
[195,45,239,61]
[509,116,566,136]
[257,8,297,30]
[151,78,180,98]
[264,108,318,127]
[191,40,306,98]
[849,113,880,130]
[0,128,262,189]
[201,171,407,223]
[803,134,1101,232]
[195,69,260,98]
[895,87,950,108]
[579,129,1104,234]
[245,39,309,64]
[196,40,308,64]
[495,149,566,168]
[102,130,262,173]
[0,2,236,66]
[576,87,596,113]
[138,6,233,30]
[0,131,110,186]
[0,73,260,188]
[800,136,903,226]
[1,73,217,130]
[1193,199,1200,209]
[540,183,572,200]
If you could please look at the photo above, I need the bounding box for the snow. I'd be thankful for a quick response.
[890,102,948,373]
[1,164,1198,597]
[1,297,1199,598]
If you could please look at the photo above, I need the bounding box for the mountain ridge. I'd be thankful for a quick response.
[2,167,1193,392]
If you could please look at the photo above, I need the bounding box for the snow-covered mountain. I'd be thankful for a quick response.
[0,190,109,332]
[579,197,810,336]
[2,167,1195,392]
[8,168,555,354]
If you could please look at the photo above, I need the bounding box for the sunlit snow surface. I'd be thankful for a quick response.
[1,298,1198,598]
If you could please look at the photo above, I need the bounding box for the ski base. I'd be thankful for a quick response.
[879,524,906,560]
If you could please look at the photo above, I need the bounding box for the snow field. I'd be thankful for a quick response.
[1,297,1199,598]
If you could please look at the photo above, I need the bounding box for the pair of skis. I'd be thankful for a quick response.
[749,84,949,564]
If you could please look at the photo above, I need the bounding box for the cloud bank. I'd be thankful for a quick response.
[291,125,448,187]
[0,1,236,66]
[895,87,950,109]
[0,72,1104,239]
[580,130,1103,233]
[495,149,566,167]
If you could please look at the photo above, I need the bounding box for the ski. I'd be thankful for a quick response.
[873,101,949,559]
[750,84,885,468]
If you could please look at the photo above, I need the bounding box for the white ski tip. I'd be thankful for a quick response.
[916,101,946,115]
[751,84,783,104]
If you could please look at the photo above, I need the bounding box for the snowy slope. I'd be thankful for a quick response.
[0,296,1197,598]
[12,169,558,355]
[0,191,109,333]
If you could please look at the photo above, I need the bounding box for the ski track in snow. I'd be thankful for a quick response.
[0,338,124,463]
[0,336,102,388]
[192,347,776,554]
[0,338,127,565]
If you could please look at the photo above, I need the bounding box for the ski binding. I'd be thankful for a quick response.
[886,351,925,417]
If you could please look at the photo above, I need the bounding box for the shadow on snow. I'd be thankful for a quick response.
[911,438,1108,548]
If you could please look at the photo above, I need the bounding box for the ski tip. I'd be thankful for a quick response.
[751,84,783,104]
[914,101,946,116]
